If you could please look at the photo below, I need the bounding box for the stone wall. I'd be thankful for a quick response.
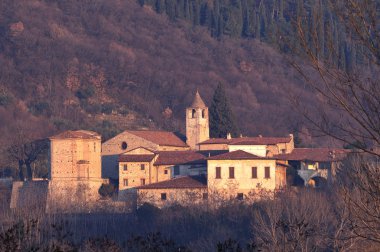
[137,188,207,208]
[186,107,209,150]
[102,131,159,180]
[50,138,101,180]
[10,180,49,211]
[207,159,278,197]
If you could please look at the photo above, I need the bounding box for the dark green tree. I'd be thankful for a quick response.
[209,83,238,138]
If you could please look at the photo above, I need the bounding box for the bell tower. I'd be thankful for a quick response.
[186,90,210,150]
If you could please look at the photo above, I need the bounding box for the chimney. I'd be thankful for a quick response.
[227,133,232,140]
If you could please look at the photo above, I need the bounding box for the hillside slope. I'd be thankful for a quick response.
[0,0,316,146]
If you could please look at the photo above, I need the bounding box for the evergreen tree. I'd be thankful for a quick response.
[209,83,238,138]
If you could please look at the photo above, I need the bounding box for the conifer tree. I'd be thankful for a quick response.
[209,83,238,138]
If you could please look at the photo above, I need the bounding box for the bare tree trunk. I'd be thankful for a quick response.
[18,160,24,181]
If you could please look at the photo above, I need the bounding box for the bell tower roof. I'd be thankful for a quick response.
[190,90,207,108]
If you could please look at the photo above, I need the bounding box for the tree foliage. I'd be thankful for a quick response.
[209,83,238,138]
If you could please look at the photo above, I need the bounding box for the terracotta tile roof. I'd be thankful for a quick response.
[274,148,347,162]
[229,136,292,145]
[119,154,155,162]
[199,136,292,146]
[136,176,207,189]
[50,130,101,140]
[154,151,206,165]
[199,138,232,145]
[191,91,207,108]
[127,130,188,147]
[207,150,276,160]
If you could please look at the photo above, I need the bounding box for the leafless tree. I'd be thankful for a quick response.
[6,120,50,181]
[293,0,380,246]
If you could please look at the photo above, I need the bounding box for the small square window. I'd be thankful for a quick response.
[161,193,167,200]
[237,193,244,200]
[252,167,257,179]
[141,164,145,170]
[164,170,168,175]
[123,164,128,171]
[229,167,235,179]
[215,167,221,179]
[265,167,271,179]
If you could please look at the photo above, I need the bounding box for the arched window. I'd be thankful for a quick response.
[192,109,196,118]
[121,142,128,150]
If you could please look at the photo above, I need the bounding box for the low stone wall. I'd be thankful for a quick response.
[9,179,130,214]
[10,180,49,211]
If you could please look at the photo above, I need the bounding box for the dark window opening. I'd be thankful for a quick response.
[121,142,128,150]
[265,167,271,179]
[141,178,145,186]
[281,149,286,154]
[229,167,235,179]
[202,193,208,200]
[252,167,257,178]
[141,164,145,170]
[216,167,221,179]
[237,193,244,200]
[202,109,206,118]
[174,166,180,176]
[123,164,128,171]
[161,193,167,200]
[164,169,168,175]
[192,109,196,118]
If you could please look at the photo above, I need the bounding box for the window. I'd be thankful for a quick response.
[252,167,257,178]
[121,142,128,150]
[192,109,196,118]
[265,167,271,179]
[229,167,235,179]
[281,149,286,154]
[140,178,145,186]
[202,109,206,118]
[123,164,128,171]
[141,164,145,170]
[164,169,168,175]
[215,167,221,179]
[123,179,128,187]
[173,166,180,176]
[237,193,244,200]
[202,193,208,200]
[161,193,167,200]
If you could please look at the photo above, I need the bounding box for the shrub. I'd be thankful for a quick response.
[75,86,95,100]
[0,93,12,106]
[29,102,51,116]
[98,183,115,198]
[101,103,115,114]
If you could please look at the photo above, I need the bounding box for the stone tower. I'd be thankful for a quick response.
[186,90,210,150]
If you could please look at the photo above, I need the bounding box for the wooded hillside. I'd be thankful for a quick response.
[0,0,325,174]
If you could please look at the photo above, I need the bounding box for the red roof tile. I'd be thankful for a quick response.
[154,151,206,165]
[199,136,292,146]
[274,148,347,162]
[136,176,207,189]
[50,130,100,140]
[191,91,207,108]
[127,130,188,147]
[207,150,276,160]
[119,154,155,162]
